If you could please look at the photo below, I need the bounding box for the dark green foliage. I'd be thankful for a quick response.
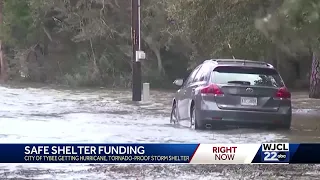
[0,0,313,90]
[256,0,320,98]
[1,0,33,47]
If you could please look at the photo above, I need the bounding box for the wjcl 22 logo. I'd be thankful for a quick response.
[261,143,290,162]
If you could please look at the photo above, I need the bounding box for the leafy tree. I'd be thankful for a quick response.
[256,0,320,98]
[0,0,311,90]
[141,0,173,75]
[166,0,271,67]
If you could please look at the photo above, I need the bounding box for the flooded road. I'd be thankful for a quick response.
[0,84,320,179]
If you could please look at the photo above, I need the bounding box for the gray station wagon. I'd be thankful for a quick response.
[170,59,292,130]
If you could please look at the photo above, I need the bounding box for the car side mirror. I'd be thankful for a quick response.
[173,79,184,86]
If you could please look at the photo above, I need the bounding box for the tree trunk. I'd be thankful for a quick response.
[89,39,100,82]
[154,48,165,75]
[309,51,320,98]
[0,0,8,82]
[143,36,165,76]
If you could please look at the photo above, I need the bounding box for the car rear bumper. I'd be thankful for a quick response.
[196,109,291,127]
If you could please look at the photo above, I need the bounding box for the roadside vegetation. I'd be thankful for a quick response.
[0,0,319,98]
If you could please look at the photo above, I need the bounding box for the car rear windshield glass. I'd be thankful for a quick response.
[210,66,284,87]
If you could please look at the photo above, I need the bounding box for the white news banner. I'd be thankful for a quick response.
[189,143,289,164]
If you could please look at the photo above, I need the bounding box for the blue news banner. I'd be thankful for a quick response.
[252,143,320,164]
[0,144,197,163]
[0,144,319,163]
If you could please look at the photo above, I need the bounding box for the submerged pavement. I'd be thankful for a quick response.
[0,84,319,179]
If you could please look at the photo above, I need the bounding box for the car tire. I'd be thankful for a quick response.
[271,120,291,130]
[170,102,179,124]
[279,122,291,130]
[191,105,204,130]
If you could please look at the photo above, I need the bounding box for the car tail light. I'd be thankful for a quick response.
[200,84,224,95]
[275,87,291,99]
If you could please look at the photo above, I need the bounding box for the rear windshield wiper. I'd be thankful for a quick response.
[227,81,251,85]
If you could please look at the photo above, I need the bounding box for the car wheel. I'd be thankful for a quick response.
[279,123,291,130]
[190,105,204,130]
[170,102,179,124]
[270,121,291,130]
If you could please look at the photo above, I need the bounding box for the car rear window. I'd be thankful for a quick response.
[210,66,284,87]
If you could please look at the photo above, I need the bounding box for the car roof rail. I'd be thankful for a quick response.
[206,59,274,68]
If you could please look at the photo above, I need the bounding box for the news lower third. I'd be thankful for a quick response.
[24,145,189,162]
[0,143,319,164]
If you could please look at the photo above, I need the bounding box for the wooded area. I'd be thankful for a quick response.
[0,0,319,98]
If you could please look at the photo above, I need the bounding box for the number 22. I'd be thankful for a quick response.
[264,152,277,161]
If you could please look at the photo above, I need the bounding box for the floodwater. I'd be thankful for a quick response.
[0,83,320,179]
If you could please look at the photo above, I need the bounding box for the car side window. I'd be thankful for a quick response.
[194,65,210,82]
[193,69,203,82]
[185,66,201,86]
[201,66,211,81]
